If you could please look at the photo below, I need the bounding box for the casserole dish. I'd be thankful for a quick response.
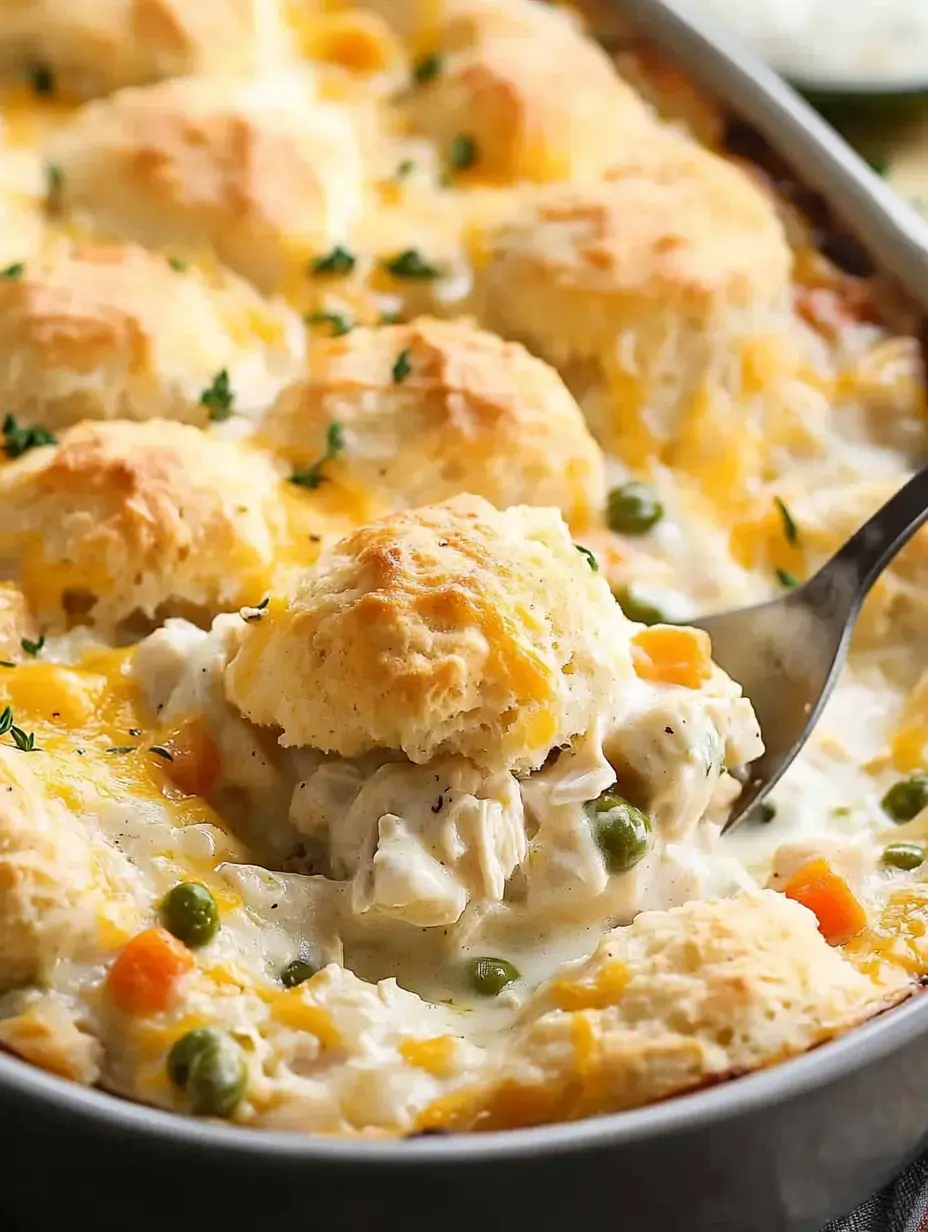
[3,1,928,1228]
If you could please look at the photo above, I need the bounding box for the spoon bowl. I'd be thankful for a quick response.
[689,465,928,832]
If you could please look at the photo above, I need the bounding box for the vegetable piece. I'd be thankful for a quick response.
[160,717,221,798]
[106,927,194,1015]
[167,1027,225,1088]
[161,882,220,948]
[881,774,928,823]
[280,959,317,988]
[782,858,867,945]
[881,842,924,871]
[606,482,664,534]
[614,584,666,626]
[631,625,713,689]
[199,368,234,422]
[467,957,520,997]
[381,249,441,280]
[310,246,356,277]
[2,413,55,458]
[585,791,651,873]
[186,1032,247,1118]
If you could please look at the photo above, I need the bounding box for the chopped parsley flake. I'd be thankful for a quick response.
[392,347,412,384]
[0,662,14,668]
[774,496,799,547]
[310,246,356,277]
[0,262,24,280]
[289,421,345,490]
[776,567,800,589]
[148,745,174,761]
[2,413,55,459]
[382,248,441,280]
[395,159,415,180]
[20,635,44,657]
[45,162,63,205]
[304,311,353,337]
[449,134,476,172]
[167,257,187,272]
[575,544,599,572]
[199,368,234,421]
[379,311,402,325]
[412,52,444,86]
[27,64,54,95]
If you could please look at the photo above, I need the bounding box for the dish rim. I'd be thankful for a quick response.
[5,0,928,1159]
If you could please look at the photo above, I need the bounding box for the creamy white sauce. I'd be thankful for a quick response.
[671,0,928,87]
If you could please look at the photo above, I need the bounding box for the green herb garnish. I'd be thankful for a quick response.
[289,421,345,490]
[27,64,54,96]
[20,635,44,657]
[167,257,187,272]
[45,162,63,205]
[776,568,800,589]
[0,263,24,280]
[449,134,476,172]
[304,311,353,337]
[392,347,412,384]
[774,496,799,547]
[2,413,55,459]
[412,52,444,86]
[382,248,441,280]
[199,369,234,422]
[106,746,137,755]
[575,544,598,572]
[10,726,37,752]
[310,246,356,277]
[395,159,415,180]
[148,745,174,761]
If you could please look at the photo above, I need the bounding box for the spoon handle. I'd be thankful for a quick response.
[804,464,928,615]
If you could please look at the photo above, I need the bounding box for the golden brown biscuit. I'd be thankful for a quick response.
[405,7,658,183]
[225,495,634,771]
[263,317,605,525]
[0,0,266,99]
[417,892,900,1131]
[477,143,793,452]
[51,76,365,293]
[0,419,288,629]
[0,240,303,429]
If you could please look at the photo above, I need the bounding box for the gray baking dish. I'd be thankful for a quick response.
[5,3,928,1229]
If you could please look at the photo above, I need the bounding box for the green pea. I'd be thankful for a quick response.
[161,882,220,948]
[613,584,667,626]
[167,1027,226,1089]
[882,842,925,871]
[186,1032,247,1118]
[881,775,928,823]
[467,956,520,997]
[585,791,652,874]
[606,482,664,535]
[280,959,317,988]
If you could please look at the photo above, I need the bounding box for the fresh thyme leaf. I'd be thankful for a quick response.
[27,64,54,95]
[392,347,412,384]
[106,746,137,754]
[289,421,345,489]
[148,745,174,761]
[774,496,799,547]
[0,262,24,280]
[412,52,444,86]
[449,134,476,172]
[20,635,44,657]
[575,544,599,572]
[304,311,353,337]
[167,256,187,272]
[0,706,12,736]
[10,726,36,752]
[310,246,356,277]
[382,249,441,280]
[776,568,800,589]
[199,368,234,421]
[2,413,55,459]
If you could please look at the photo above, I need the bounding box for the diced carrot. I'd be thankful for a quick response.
[782,858,867,946]
[160,716,221,798]
[105,927,195,1016]
[631,625,713,689]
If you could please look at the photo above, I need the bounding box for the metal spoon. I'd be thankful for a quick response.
[689,465,928,833]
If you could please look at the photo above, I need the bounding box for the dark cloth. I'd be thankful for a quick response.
[826,1158,928,1232]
